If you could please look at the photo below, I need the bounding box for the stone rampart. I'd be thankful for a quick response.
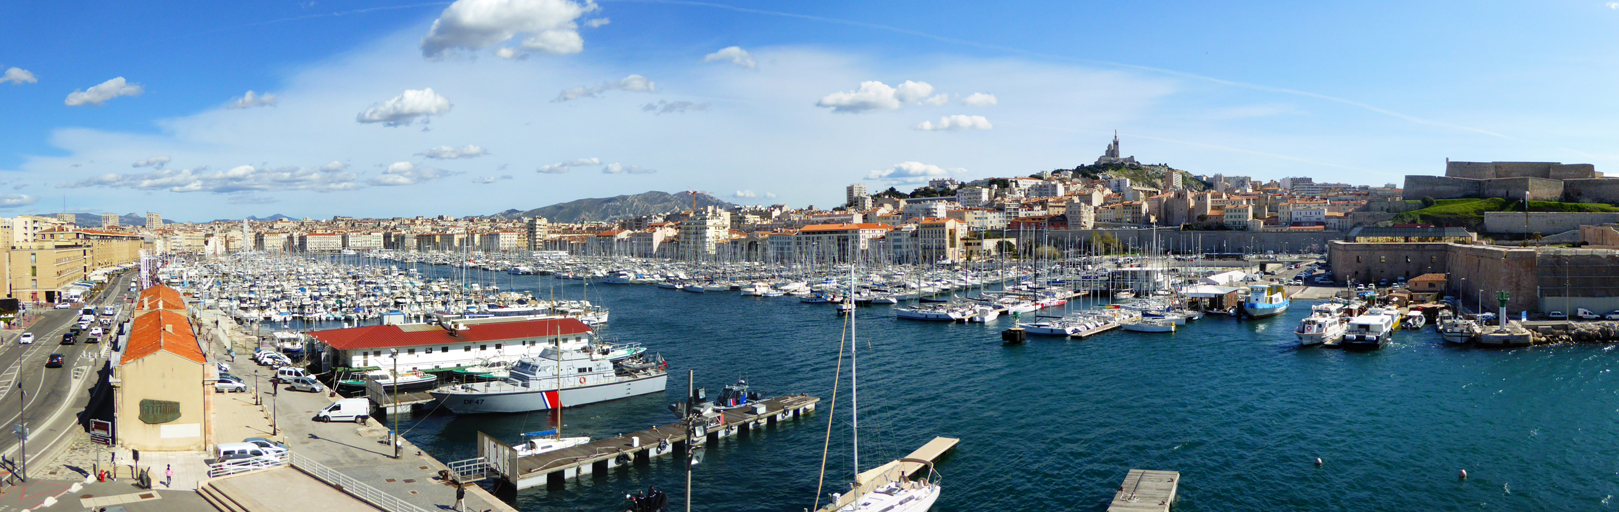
[1445,244,1539,313]
[1481,177,1565,202]
[1489,162,1557,179]
[1481,212,1619,235]
[1326,241,1452,285]
[1402,175,1482,200]
[1560,179,1619,204]
[1550,164,1598,180]
[1445,161,1497,179]
[1580,225,1619,246]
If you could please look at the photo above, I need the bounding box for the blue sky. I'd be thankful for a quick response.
[3,0,1618,221]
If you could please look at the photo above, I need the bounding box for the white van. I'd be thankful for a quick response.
[314,398,370,423]
[275,367,307,383]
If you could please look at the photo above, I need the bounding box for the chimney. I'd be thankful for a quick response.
[164,323,173,333]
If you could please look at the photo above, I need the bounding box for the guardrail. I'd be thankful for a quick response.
[206,451,288,478]
[288,452,433,512]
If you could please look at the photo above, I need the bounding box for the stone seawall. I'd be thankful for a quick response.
[1037,228,1341,254]
[1481,211,1619,235]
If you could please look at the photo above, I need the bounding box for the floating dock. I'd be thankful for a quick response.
[815,436,959,512]
[1109,469,1180,512]
[471,394,819,490]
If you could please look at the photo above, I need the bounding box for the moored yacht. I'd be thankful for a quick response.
[1341,307,1399,350]
[1295,303,1348,346]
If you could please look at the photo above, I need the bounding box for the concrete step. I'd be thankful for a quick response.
[198,482,247,512]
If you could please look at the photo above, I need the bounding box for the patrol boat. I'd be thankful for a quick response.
[430,342,667,414]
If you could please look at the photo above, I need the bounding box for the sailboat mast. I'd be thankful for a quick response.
[848,261,860,477]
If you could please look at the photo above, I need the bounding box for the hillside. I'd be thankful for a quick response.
[1066,163,1206,192]
[492,191,734,223]
[1394,198,1619,228]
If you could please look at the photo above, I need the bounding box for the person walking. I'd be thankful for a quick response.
[455,484,466,512]
[164,464,173,487]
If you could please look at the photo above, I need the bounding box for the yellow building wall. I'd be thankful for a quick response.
[114,351,207,451]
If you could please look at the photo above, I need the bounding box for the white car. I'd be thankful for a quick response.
[214,380,247,393]
[1606,311,1619,321]
[1547,311,1568,320]
[18,333,33,344]
[89,327,103,337]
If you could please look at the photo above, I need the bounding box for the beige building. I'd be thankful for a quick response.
[103,213,120,227]
[8,241,89,303]
[146,212,162,228]
[917,218,966,263]
[114,286,207,451]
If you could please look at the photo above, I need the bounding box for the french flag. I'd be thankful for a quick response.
[542,390,561,409]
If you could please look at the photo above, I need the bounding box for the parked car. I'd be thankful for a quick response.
[1606,310,1619,321]
[214,380,247,393]
[53,302,70,309]
[1547,310,1568,320]
[241,437,289,456]
[1576,308,1600,320]
[45,354,64,368]
[18,333,33,345]
[287,376,324,393]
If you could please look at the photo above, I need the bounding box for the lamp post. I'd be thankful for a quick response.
[18,382,25,481]
[390,348,400,459]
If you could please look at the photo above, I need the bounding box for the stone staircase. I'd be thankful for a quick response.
[197,473,272,512]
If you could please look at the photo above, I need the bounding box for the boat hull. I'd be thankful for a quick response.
[431,373,668,414]
[1242,301,1290,319]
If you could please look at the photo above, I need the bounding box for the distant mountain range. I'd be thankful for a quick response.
[492,191,734,224]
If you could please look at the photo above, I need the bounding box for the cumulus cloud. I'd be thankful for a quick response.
[59,161,360,193]
[420,0,594,59]
[733,190,756,198]
[703,46,756,69]
[536,157,600,174]
[0,195,38,208]
[1610,1,1618,8]
[642,100,709,115]
[369,161,450,186]
[815,80,943,113]
[64,77,143,106]
[228,90,278,109]
[227,194,278,205]
[473,175,514,184]
[417,145,489,159]
[601,163,654,174]
[132,156,171,168]
[356,88,452,126]
[583,18,609,27]
[1,67,36,85]
[865,161,967,183]
[961,92,998,107]
[553,75,656,102]
[913,115,993,131]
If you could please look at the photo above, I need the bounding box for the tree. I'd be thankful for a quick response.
[1421,196,1436,208]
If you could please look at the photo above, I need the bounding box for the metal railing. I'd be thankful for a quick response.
[207,451,288,478]
[288,452,433,512]
[447,457,488,483]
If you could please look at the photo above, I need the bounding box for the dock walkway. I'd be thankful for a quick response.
[479,394,820,490]
[815,436,959,512]
[1108,469,1179,512]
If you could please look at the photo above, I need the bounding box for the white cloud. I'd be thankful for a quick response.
[0,195,37,208]
[703,46,757,69]
[553,74,657,102]
[815,80,941,113]
[913,115,993,131]
[961,92,998,107]
[420,0,593,59]
[733,190,756,198]
[472,174,514,184]
[865,161,967,183]
[356,88,452,126]
[227,194,278,205]
[765,192,778,199]
[59,161,361,193]
[642,100,709,115]
[1,67,36,85]
[64,77,143,107]
[536,157,600,174]
[417,145,489,159]
[583,18,610,28]
[228,90,278,109]
[1609,1,1619,9]
[601,163,654,174]
[132,156,171,168]
[369,161,449,186]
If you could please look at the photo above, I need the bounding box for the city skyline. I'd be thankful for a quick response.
[3,0,1618,220]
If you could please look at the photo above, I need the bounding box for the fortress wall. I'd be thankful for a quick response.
[1446,244,1540,313]
[1550,164,1597,180]
[1489,162,1557,179]
[1403,175,1482,200]
[1326,241,1451,284]
[1482,177,1564,202]
[1560,179,1619,204]
[1481,212,1619,235]
[1446,161,1496,179]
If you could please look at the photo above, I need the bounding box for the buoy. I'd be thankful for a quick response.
[1315,457,1323,467]
[1459,469,1468,480]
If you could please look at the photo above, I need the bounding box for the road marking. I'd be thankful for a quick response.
[0,365,17,401]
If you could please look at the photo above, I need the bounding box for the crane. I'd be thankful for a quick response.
[684,190,712,213]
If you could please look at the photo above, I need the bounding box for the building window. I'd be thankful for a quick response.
[465,346,471,352]
[425,347,433,354]
[407,348,415,355]
[480,344,487,351]
[494,343,502,350]
[1380,256,1385,263]
[443,346,449,353]
[578,368,590,374]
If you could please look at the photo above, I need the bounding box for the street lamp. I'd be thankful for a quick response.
[390,348,400,459]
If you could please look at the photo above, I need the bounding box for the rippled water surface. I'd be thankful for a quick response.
[389,268,1619,511]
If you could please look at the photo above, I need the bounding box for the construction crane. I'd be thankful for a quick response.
[684,190,712,213]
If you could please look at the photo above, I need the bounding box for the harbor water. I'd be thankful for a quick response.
[383,266,1619,511]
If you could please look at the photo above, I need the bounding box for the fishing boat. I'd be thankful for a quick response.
[1341,307,1399,350]
[336,368,439,394]
[668,379,766,415]
[1437,311,1479,344]
[1241,283,1290,319]
[1403,310,1427,330]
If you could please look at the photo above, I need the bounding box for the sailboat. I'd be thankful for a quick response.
[814,265,942,512]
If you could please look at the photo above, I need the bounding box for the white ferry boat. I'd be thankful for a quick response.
[1295,303,1347,347]
[1341,307,1400,350]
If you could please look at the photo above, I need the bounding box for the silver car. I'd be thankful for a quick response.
[287,376,324,393]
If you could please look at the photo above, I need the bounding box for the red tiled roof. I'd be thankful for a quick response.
[798,223,893,232]
[308,318,592,350]
[125,310,206,364]
[137,285,186,311]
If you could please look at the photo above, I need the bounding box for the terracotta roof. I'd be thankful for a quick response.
[308,318,592,350]
[798,223,893,232]
[137,285,187,311]
[124,310,205,364]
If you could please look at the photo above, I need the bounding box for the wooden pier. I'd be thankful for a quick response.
[365,379,437,414]
[474,394,820,490]
[1108,469,1179,512]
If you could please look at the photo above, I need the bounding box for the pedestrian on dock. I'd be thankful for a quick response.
[164,464,172,487]
[455,484,465,511]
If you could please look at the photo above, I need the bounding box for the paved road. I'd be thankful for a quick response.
[0,272,137,480]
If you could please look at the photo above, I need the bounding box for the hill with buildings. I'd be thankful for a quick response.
[492,191,734,223]
[67,212,175,228]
